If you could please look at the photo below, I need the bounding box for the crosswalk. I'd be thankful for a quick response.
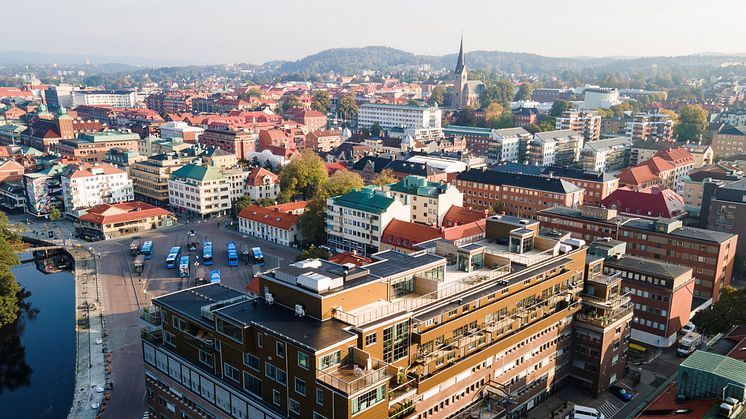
[597,399,622,418]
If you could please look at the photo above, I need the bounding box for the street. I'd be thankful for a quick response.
[13,215,299,418]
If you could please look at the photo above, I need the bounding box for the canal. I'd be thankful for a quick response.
[0,258,75,418]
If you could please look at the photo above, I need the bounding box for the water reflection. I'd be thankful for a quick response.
[0,322,32,393]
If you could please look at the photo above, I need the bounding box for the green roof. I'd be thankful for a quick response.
[332,188,396,213]
[172,164,224,182]
[388,175,448,197]
[680,351,746,386]
[443,125,494,135]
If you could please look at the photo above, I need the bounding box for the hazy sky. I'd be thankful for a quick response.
[5,0,746,64]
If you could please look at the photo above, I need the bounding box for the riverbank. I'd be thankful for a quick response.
[22,236,109,419]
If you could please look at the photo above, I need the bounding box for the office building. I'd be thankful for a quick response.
[385,176,463,227]
[357,103,442,130]
[57,131,140,163]
[61,162,134,216]
[72,90,136,108]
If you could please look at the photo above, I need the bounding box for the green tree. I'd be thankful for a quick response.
[370,122,382,138]
[282,94,302,113]
[549,100,573,117]
[49,207,61,222]
[299,171,363,245]
[239,87,263,101]
[278,151,328,202]
[675,104,707,141]
[514,83,533,101]
[371,168,397,187]
[311,90,331,113]
[231,196,253,219]
[483,103,504,125]
[479,79,514,109]
[537,116,557,132]
[428,85,446,106]
[337,95,358,121]
[692,287,746,335]
[0,212,22,328]
[294,245,330,261]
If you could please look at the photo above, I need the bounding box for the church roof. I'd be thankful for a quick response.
[454,36,465,74]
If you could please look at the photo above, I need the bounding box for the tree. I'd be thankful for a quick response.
[49,207,61,222]
[483,103,504,125]
[294,245,330,261]
[692,287,746,335]
[299,171,363,245]
[239,87,263,101]
[0,212,22,328]
[371,169,396,187]
[282,94,302,113]
[675,104,707,141]
[479,79,513,109]
[370,122,382,138]
[549,100,573,117]
[337,95,358,121]
[231,196,253,219]
[278,151,328,202]
[323,171,364,197]
[428,85,446,106]
[537,116,557,132]
[311,90,331,114]
[514,83,533,101]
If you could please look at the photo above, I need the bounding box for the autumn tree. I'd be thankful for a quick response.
[428,85,447,106]
[299,171,364,244]
[311,90,332,113]
[278,151,328,202]
[514,83,533,101]
[371,169,397,187]
[675,104,707,141]
[337,95,358,121]
[282,94,302,113]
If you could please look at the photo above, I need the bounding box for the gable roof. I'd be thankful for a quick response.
[457,169,582,194]
[78,201,172,225]
[602,187,685,218]
[237,204,301,230]
[246,167,278,186]
[382,219,443,249]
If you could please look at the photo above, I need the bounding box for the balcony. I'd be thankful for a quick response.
[577,303,633,328]
[139,306,161,325]
[183,329,215,352]
[141,326,163,345]
[316,349,393,395]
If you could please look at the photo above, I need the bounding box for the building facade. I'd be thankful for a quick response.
[357,103,442,131]
[61,163,134,216]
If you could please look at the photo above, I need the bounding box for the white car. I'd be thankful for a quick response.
[681,322,696,334]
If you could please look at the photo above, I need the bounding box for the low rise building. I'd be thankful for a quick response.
[385,175,463,227]
[602,187,686,219]
[75,201,173,241]
[711,125,746,158]
[245,167,280,201]
[237,202,307,246]
[199,127,257,160]
[305,129,343,152]
[158,121,204,143]
[57,131,140,163]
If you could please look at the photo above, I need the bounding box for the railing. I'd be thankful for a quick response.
[334,264,511,328]
[139,306,162,325]
[316,360,392,395]
[183,330,215,352]
[141,326,163,345]
[577,304,634,328]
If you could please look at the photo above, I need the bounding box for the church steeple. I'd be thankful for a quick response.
[454,35,465,75]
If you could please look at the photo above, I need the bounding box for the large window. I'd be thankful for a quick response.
[243,371,261,396]
[351,385,386,414]
[391,275,415,298]
[243,353,260,371]
[223,362,240,383]
[319,351,341,370]
[383,320,410,363]
[298,352,310,370]
[216,318,243,343]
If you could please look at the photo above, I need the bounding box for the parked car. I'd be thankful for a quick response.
[609,385,633,402]
[681,322,696,335]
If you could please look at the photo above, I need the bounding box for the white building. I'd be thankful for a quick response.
[527,130,584,167]
[580,136,632,172]
[493,127,531,163]
[326,186,411,256]
[61,163,134,216]
[168,164,230,218]
[244,167,280,201]
[237,202,306,246]
[405,156,468,174]
[72,90,136,108]
[357,103,442,130]
[384,175,463,226]
[159,121,204,142]
[582,88,620,109]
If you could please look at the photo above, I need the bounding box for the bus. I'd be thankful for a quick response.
[165,246,182,269]
[251,247,265,266]
[179,256,190,278]
[141,241,153,260]
[209,270,221,283]
[203,240,213,266]
[227,241,238,267]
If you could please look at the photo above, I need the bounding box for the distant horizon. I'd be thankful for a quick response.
[4,0,746,66]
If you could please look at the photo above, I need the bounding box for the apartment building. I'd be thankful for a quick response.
[555,111,601,142]
[442,125,496,158]
[245,167,280,201]
[579,136,631,173]
[61,162,134,217]
[131,153,189,207]
[72,90,136,107]
[199,128,258,160]
[326,186,411,256]
[491,127,532,163]
[526,130,584,167]
[589,239,694,348]
[629,140,677,166]
[681,143,714,169]
[57,131,140,163]
[168,164,231,218]
[357,103,442,130]
[711,125,746,159]
[237,202,306,246]
[385,175,463,227]
[140,215,630,419]
[159,121,204,143]
[454,168,584,217]
[537,206,738,302]
[306,130,343,153]
[625,113,674,143]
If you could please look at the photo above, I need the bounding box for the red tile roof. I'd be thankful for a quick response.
[268,201,308,213]
[237,205,300,230]
[656,147,694,167]
[382,219,443,250]
[78,201,172,225]
[601,187,685,218]
[66,162,126,179]
[442,206,488,227]
[328,252,372,266]
[246,167,278,186]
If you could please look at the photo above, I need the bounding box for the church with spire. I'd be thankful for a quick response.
[451,36,484,109]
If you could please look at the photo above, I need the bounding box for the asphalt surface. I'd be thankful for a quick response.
[14,216,299,419]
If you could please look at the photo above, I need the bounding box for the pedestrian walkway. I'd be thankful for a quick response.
[597,399,622,418]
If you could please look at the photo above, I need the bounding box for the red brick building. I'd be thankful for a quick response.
[199,128,257,160]
[285,108,328,132]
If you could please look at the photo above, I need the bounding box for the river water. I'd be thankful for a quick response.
[0,260,75,418]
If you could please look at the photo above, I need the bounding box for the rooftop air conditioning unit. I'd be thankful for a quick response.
[265,292,274,305]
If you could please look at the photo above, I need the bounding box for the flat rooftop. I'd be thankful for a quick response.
[153,283,248,328]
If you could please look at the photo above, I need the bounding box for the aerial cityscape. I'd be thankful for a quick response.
[3,2,746,419]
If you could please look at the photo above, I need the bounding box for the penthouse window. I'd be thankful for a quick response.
[216,317,243,343]
[351,384,386,415]
[319,350,341,370]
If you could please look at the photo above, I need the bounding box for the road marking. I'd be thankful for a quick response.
[598,399,621,418]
